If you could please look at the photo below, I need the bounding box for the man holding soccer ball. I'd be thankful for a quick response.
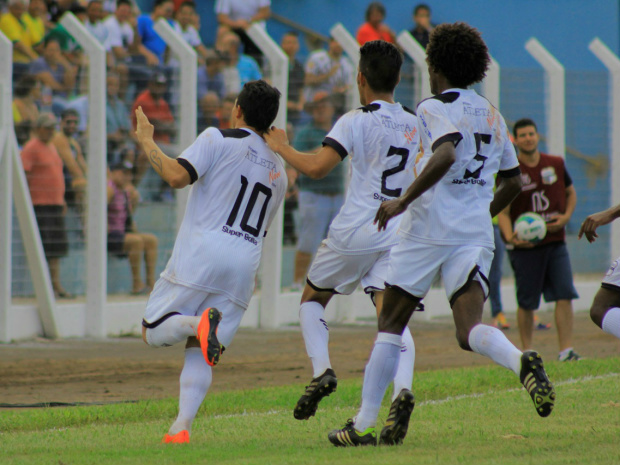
[497,118,580,361]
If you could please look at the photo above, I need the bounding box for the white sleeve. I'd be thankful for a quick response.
[103,19,122,49]
[258,0,271,7]
[264,169,288,235]
[176,127,223,182]
[323,112,355,160]
[417,99,463,152]
[187,27,202,47]
[214,0,230,15]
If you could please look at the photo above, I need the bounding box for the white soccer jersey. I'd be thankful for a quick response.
[322,100,419,254]
[161,127,287,307]
[399,88,519,247]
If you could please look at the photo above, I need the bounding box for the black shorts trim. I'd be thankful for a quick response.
[385,282,423,301]
[323,137,348,160]
[142,311,182,329]
[177,158,198,184]
[498,166,521,178]
[364,286,383,308]
[432,132,463,152]
[306,277,339,294]
[601,282,620,293]
[449,265,489,307]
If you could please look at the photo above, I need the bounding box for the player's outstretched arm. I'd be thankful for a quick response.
[135,106,191,189]
[374,141,456,231]
[265,127,341,179]
[579,203,620,243]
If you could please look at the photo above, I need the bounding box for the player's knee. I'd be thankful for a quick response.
[455,328,472,351]
[590,304,606,328]
[143,233,158,247]
[377,308,405,334]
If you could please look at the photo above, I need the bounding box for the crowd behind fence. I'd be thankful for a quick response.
[2,0,615,305]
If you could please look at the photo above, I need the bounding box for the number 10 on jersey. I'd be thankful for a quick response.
[226,175,273,238]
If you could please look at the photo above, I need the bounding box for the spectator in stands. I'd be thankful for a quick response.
[304,37,354,116]
[173,1,208,64]
[52,108,87,220]
[23,0,47,52]
[410,3,433,48]
[131,72,176,146]
[44,4,86,66]
[21,113,73,299]
[30,36,77,115]
[85,0,109,47]
[46,0,80,24]
[215,0,270,66]
[217,31,261,95]
[13,74,41,147]
[218,92,237,129]
[356,2,395,45]
[107,160,158,295]
[136,0,174,66]
[281,31,305,127]
[290,91,344,289]
[497,118,580,361]
[197,49,226,101]
[106,72,137,168]
[102,0,116,14]
[1,0,39,81]
[197,91,220,133]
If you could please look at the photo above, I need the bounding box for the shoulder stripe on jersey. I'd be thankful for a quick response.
[498,166,521,178]
[357,103,381,113]
[323,137,348,160]
[431,132,463,152]
[218,128,251,139]
[431,91,460,104]
[402,105,416,115]
[177,157,198,184]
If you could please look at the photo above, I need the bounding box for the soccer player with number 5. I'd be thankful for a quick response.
[265,40,420,440]
[328,23,556,447]
[135,80,287,443]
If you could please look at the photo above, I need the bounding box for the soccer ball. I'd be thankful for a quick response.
[514,212,547,243]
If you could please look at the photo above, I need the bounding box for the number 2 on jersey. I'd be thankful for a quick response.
[381,146,410,197]
[226,175,273,237]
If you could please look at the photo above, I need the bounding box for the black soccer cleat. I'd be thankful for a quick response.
[293,368,337,420]
[379,389,415,445]
[520,350,556,417]
[328,419,377,447]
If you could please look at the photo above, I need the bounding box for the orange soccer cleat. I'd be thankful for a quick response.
[162,430,190,444]
[196,307,223,366]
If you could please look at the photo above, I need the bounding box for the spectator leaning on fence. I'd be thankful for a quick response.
[410,3,433,48]
[281,30,305,127]
[107,160,158,295]
[217,31,262,95]
[173,1,208,64]
[21,113,73,299]
[356,2,396,45]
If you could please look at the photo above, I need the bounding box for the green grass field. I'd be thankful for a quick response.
[2,357,619,465]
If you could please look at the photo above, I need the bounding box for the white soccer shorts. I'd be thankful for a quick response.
[387,238,493,305]
[306,241,390,295]
[602,256,620,291]
[143,277,245,348]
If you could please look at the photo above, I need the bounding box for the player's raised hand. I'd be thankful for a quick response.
[265,126,289,153]
[579,209,615,243]
[374,198,406,231]
[135,106,154,142]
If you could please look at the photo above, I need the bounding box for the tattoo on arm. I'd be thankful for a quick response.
[149,150,163,174]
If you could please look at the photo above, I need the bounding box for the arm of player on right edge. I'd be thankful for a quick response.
[134,106,191,189]
[579,203,620,243]
[264,127,341,179]
[374,141,456,231]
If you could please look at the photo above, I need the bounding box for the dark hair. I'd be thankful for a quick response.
[283,30,298,38]
[61,108,80,120]
[513,118,538,138]
[154,0,172,7]
[359,40,402,93]
[116,0,132,7]
[365,2,385,21]
[178,1,196,10]
[43,36,61,47]
[14,74,37,98]
[426,22,490,88]
[236,80,281,133]
[414,3,430,15]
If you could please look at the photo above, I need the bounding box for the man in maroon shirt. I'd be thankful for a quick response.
[498,118,580,361]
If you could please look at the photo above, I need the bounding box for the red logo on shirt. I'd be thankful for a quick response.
[404,126,417,143]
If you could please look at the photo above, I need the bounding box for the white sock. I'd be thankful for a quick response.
[468,324,522,376]
[602,307,620,339]
[392,326,415,401]
[299,301,331,378]
[354,332,401,432]
[145,315,200,347]
[169,348,212,435]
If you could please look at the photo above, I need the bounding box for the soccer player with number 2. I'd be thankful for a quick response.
[328,23,556,447]
[135,80,287,444]
[265,40,420,441]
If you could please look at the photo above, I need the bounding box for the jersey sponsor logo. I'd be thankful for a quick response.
[531,190,550,212]
[541,166,557,185]
[404,126,418,144]
[463,105,491,117]
[379,114,415,135]
[245,146,278,172]
[520,173,537,191]
[419,111,432,139]
[221,225,259,246]
[269,169,281,185]
[374,192,391,202]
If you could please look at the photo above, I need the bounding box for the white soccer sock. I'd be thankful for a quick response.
[145,315,200,347]
[392,326,415,401]
[468,324,522,376]
[299,301,332,378]
[354,332,401,432]
[602,307,620,339]
[169,348,212,435]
